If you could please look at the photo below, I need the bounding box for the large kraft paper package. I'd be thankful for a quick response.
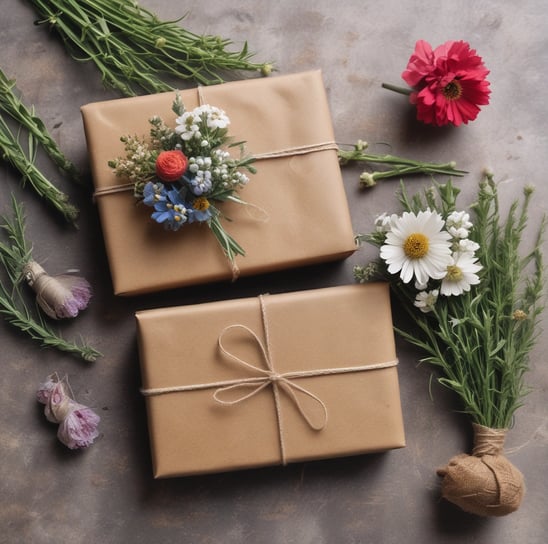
[136,284,406,478]
[81,71,356,295]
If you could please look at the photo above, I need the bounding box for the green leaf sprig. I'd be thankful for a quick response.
[338,139,467,187]
[29,0,273,97]
[0,195,101,361]
[0,67,82,184]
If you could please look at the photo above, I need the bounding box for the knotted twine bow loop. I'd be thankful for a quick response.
[215,323,329,433]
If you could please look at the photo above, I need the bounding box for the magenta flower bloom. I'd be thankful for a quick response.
[401,40,491,127]
[37,374,100,450]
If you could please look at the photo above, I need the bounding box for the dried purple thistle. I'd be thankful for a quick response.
[37,374,100,450]
[23,261,92,319]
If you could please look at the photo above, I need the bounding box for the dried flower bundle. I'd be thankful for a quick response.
[37,373,100,449]
[0,195,100,361]
[29,0,273,96]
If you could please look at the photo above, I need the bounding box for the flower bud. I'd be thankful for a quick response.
[24,261,92,319]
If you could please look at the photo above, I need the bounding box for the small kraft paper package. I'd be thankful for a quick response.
[136,283,406,478]
[81,71,356,295]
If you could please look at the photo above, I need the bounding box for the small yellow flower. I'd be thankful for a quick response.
[193,197,210,212]
[512,309,527,321]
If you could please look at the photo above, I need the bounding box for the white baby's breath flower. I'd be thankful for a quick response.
[440,251,482,296]
[414,289,439,313]
[457,238,480,253]
[375,212,398,233]
[446,210,473,239]
[380,210,453,285]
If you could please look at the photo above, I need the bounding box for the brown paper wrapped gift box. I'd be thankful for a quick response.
[136,283,405,478]
[81,71,356,295]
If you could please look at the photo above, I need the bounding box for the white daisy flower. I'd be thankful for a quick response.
[414,289,439,313]
[440,251,482,296]
[380,210,453,285]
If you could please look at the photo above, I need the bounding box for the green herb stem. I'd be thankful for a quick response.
[29,0,273,96]
[0,68,82,184]
[338,141,467,186]
[0,114,79,224]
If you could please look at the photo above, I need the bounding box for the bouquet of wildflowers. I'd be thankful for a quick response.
[355,174,545,516]
[109,94,256,265]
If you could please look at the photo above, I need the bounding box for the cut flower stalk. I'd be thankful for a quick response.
[29,0,273,96]
[0,67,82,184]
[0,114,79,224]
[338,140,467,187]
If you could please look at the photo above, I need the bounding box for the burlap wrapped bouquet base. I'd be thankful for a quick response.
[437,423,525,516]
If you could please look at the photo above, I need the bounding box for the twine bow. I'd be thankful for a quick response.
[215,318,328,464]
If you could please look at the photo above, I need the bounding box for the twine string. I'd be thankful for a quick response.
[472,423,507,457]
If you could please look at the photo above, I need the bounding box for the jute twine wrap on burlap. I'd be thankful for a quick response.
[436,423,525,516]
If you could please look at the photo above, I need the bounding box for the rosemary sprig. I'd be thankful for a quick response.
[0,113,79,224]
[338,139,467,186]
[0,67,82,184]
[0,195,101,361]
[29,0,273,96]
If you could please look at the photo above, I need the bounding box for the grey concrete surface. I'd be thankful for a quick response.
[1,1,547,543]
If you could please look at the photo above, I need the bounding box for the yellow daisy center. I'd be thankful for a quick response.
[403,233,429,259]
[193,197,210,211]
[443,80,463,101]
[445,265,463,281]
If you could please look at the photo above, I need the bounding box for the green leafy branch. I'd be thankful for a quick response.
[29,0,273,96]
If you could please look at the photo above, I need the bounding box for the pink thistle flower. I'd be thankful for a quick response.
[37,374,100,450]
[23,261,92,319]
[401,40,491,127]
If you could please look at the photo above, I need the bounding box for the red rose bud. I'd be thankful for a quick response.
[155,150,188,182]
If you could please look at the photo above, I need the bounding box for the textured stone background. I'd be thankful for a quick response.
[1,1,547,543]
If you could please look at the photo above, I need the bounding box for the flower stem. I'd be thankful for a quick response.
[0,68,83,185]
[381,82,413,95]
[0,114,79,224]
[338,141,467,186]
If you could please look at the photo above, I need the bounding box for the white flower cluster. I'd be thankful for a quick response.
[376,208,482,314]
[187,149,249,196]
[175,105,230,142]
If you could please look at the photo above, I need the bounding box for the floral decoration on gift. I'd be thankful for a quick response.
[355,175,545,517]
[109,94,256,264]
[382,40,491,127]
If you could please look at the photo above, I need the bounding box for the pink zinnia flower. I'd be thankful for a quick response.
[402,40,491,127]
